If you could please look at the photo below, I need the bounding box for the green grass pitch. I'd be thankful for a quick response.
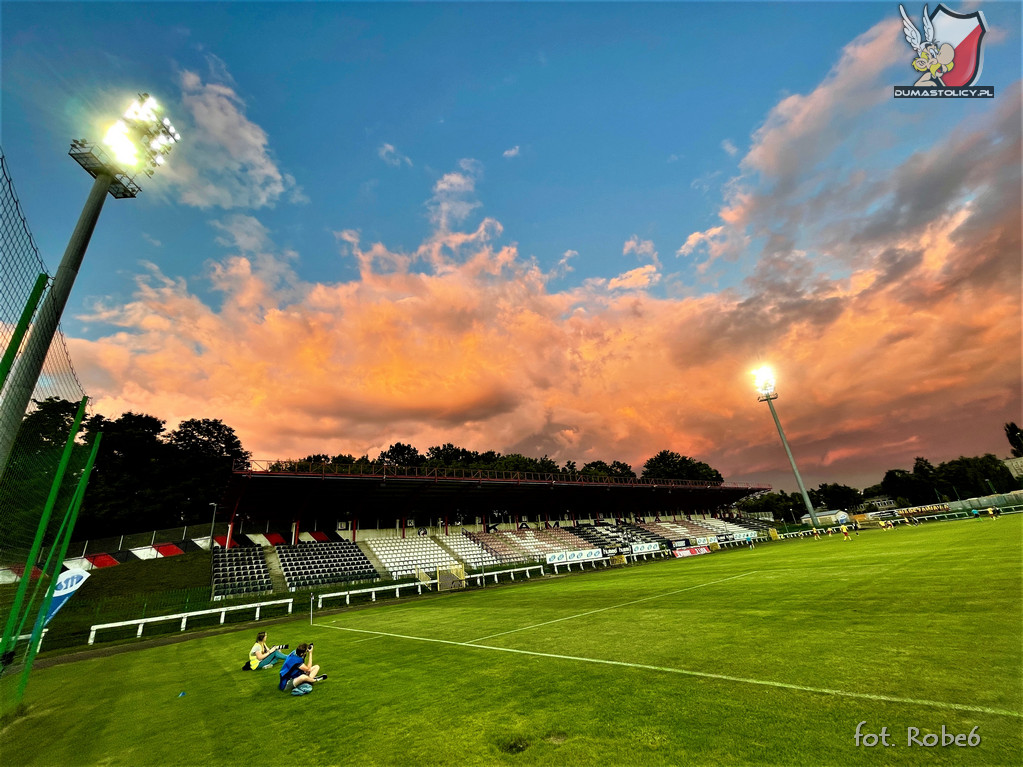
[2,517,1020,766]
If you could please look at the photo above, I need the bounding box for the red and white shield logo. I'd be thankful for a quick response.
[930,4,987,87]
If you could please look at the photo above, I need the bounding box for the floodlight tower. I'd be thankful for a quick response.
[0,94,180,473]
[752,366,820,528]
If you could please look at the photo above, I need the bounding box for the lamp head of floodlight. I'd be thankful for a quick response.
[752,365,777,399]
[101,93,180,172]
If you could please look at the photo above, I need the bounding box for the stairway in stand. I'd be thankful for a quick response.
[356,541,389,579]
[263,546,290,592]
[431,535,465,565]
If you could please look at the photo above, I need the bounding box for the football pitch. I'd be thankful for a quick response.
[3,517,1020,766]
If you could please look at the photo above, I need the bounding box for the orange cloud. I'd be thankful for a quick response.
[68,180,1019,490]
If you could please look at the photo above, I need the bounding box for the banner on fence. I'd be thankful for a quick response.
[672,546,712,558]
[545,548,603,564]
[601,546,632,557]
[630,542,659,554]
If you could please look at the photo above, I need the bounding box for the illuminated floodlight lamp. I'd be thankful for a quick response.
[70,92,181,198]
[752,365,776,400]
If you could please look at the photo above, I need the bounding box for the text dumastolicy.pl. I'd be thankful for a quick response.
[892,86,994,98]
[853,721,981,748]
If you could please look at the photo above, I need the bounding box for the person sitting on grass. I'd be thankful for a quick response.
[245,631,289,671]
[278,643,327,695]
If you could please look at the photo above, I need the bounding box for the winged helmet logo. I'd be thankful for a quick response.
[899,4,987,87]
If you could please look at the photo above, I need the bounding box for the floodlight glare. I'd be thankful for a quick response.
[752,365,776,398]
[102,121,139,167]
[69,92,181,198]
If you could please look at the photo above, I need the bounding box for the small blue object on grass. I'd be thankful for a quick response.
[291,683,313,696]
[177,692,186,697]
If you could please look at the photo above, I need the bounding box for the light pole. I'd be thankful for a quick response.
[208,502,218,549]
[0,94,180,474]
[752,366,820,528]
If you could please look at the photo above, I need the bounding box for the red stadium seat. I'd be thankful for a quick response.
[87,553,120,568]
[8,564,45,579]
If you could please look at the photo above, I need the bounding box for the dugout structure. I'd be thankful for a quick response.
[416,564,466,591]
[437,564,465,591]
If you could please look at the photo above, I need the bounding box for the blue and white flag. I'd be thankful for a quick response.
[43,568,90,627]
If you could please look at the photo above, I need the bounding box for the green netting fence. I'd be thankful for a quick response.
[0,146,92,713]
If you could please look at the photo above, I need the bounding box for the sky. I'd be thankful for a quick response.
[1,1,1020,493]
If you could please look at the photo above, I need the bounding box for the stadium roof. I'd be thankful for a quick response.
[228,462,771,525]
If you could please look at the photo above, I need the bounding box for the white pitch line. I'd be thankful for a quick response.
[313,622,1022,719]
[348,634,384,645]
[465,571,758,644]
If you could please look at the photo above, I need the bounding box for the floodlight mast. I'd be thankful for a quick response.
[0,94,180,475]
[752,366,820,528]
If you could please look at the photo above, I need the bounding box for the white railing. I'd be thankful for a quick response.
[781,526,847,539]
[88,598,294,645]
[318,580,438,608]
[467,564,545,586]
[9,629,49,654]
[317,565,548,607]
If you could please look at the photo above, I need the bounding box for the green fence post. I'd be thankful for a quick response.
[17,433,101,701]
[12,481,80,644]
[0,396,88,669]
[0,273,48,397]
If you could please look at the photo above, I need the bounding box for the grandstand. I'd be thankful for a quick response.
[729,514,776,534]
[211,547,272,599]
[697,517,758,538]
[572,522,667,551]
[274,539,377,590]
[444,531,503,569]
[0,512,780,601]
[364,536,459,580]
[463,529,523,563]
[637,517,722,541]
[502,527,590,559]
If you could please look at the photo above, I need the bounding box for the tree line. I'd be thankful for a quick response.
[3,397,250,540]
[738,449,1020,524]
[285,443,723,483]
[3,398,1019,538]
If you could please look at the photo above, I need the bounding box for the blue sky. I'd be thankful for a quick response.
[2,1,1021,492]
